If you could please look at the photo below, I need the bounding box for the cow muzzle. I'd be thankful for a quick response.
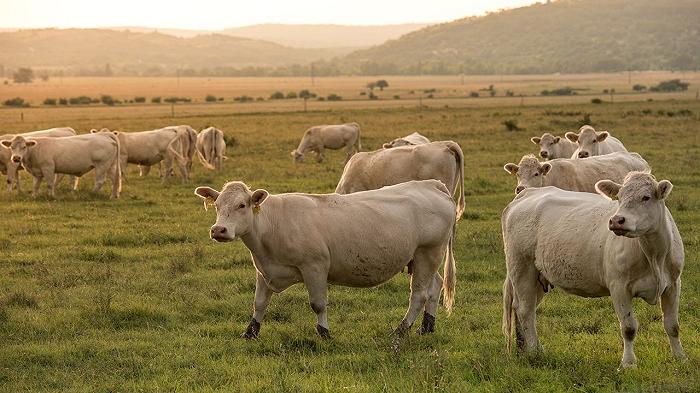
[210,225,234,242]
[515,185,526,194]
[11,156,21,163]
[608,215,630,236]
[539,151,548,158]
[578,151,590,158]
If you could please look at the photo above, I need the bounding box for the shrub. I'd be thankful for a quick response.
[393,95,400,99]
[632,84,646,92]
[3,97,28,107]
[426,94,434,99]
[327,93,342,101]
[205,94,217,102]
[317,97,325,101]
[591,98,603,104]
[134,96,146,103]
[69,96,93,105]
[234,95,254,102]
[359,91,367,96]
[256,97,265,101]
[151,96,162,103]
[43,98,57,105]
[469,91,479,98]
[59,98,68,105]
[505,90,514,97]
[100,95,115,106]
[369,93,378,100]
[542,87,575,96]
[503,119,523,132]
[649,79,689,92]
[299,90,316,99]
[269,91,285,100]
[164,97,191,103]
[286,92,298,99]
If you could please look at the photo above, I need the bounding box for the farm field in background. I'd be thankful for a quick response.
[0,90,699,390]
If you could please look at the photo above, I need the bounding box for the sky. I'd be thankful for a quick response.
[1,0,539,30]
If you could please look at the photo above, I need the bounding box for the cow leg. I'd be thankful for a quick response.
[242,272,274,339]
[510,265,542,353]
[316,148,325,163]
[32,175,43,197]
[139,165,150,177]
[54,174,64,189]
[42,169,56,198]
[395,247,440,336]
[610,285,638,368]
[300,266,330,338]
[93,165,107,194]
[70,176,80,191]
[418,272,442,334]
[661,280,686,361]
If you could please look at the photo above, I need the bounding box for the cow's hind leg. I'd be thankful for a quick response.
[510,262,543,353]
[417,272,442,334]
[395,247,442,336]
[93,164,107,194]
[138,165,150,177]
[661,279,686,361]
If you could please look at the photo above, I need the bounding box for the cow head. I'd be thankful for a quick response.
[504,154,551,194]
[290,150,304,162]
[90,128,119,135]
[383,138,411,149]
[0,136,36,164]
[531,133,561,160]
[567,125,608,159]
[194,181,269,242]
[596,172,672,238]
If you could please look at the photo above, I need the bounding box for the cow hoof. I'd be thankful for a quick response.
[240,319,261,339]
[417,312,435,335]
[316,324,331,339]
[393,321,411,336]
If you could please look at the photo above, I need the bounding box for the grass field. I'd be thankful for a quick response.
[0,83,699,391]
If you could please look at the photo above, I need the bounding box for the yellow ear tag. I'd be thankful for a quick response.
[203,196,216,211]
[253,204,261,214]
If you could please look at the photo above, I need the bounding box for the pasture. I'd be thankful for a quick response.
[0,88,699,391]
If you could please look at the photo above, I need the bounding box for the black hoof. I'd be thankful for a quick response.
[316,324,331,339]
[240,318,261,339]
[417,312,436,335]
[393,321,411,336]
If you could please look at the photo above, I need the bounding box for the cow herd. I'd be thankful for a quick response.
[1,120,687,370]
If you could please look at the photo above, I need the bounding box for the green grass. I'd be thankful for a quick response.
[0,98,699,391]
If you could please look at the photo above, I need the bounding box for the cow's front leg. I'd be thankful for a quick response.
[315,148,325,163]
[44,170,56,198]
[32,175,43,197]
[301,266,330,338]
[242,272,274,339]
[611,285,638,369]
[661,279,686,361]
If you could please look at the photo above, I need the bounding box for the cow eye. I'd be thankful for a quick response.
[642,196,650,202]
[534,173,539,177]
[238,203,246,209]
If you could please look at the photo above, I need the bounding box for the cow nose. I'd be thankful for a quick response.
[578,151,589,158]
[11,156,20,163]
[540,151,548,158]
[609,216,625,227]
[515,185,525,194]
[210,225,227,238]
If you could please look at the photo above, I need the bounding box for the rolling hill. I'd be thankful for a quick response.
[347,0,700,74]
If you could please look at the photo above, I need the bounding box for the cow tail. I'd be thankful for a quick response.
[442,219,456,314]
[167,135,188,166]
[503,275,514,353]
[195,133,216,170]
[111,133,122,197]
[447,141,466,220]
[354,123,361,152]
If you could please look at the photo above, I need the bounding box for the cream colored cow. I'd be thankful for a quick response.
[502,172,686,368]
[530,132,577,160]
[504,152,649,194]
[566,125,627,158]
[383,132,430,148]
[291,123,361,163]
[336,141,465,219]
[1,127,76,192]
[195,127,227,170]
[195,180,456,339]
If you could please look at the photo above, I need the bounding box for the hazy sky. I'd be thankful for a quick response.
[1,0,539,29]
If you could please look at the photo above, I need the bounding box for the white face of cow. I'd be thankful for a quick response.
[596,172,672,238]
[504,155,551,194]
[567,126,608,159]
[0,136,37,164]
[194,182,269,242]
[531,133,561,159]
[290,150,304,162]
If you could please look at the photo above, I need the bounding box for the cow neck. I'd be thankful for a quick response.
[239,200,276,260]
[637,207,672,303]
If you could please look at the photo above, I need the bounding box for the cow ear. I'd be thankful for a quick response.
[541,163,552,175]
[565,132,578,142]
[504,163,519,175]
[0,140,11,148]
[290,150,296,157]
[530,137,541,144]
[656,180,673,200]
[90,129,98,133]
[194,187,220,210]
[595,180,621,200]
[383,142,393,148]
[251,189,269,207]
[596,131,609,142]
[26,140,37,147]
[553,136,560,143]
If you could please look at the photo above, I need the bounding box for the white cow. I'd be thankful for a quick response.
[530,132,577,160]
[291,123,361,163]
[1,133,121,198]
[195,127,227,170]
[336,141,466,219]
[502,172,686,368]
[194,179,456,339]
[383,132,430,148]
[566,125,627,158]
[503,152,649,194]
[1,127,76,192]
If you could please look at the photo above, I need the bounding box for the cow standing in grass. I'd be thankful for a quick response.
[502,172,686,368]
[291,123,361,163]
[194,180,456,339]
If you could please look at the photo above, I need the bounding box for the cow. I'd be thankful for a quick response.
[92,127,187,182]
[566,125,627,158]
[291,123,361,163]
[336,141,466,220]
[530,132,577,160]
[503,152,649,195]
[194,179,456,339]
[195,127,227,170]
[1,127,76,192]
[383,132,430,148]
[1,133,121,198]
[502,171,686,368]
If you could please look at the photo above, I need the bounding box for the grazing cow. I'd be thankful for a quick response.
[566,125,627,158]
[1,127,76,192]
[194,180,456,339]
[291,123,361,163]
[503,152,649,194]
[502,172,686,368]
[383,132,430,148]
[530,132,577,160]
[1,133,121,198]
[195,127,227,170]
[93,127,186,182]
[336,141,466,219]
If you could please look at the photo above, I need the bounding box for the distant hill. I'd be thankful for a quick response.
[0,29,346,74]
[222,23,429,49]
[347,0,700,74]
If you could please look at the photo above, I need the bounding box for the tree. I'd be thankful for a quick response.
[13,68,34,83]
[375,80,389,91]
[299,90,315,112]
[366,82,376,92]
